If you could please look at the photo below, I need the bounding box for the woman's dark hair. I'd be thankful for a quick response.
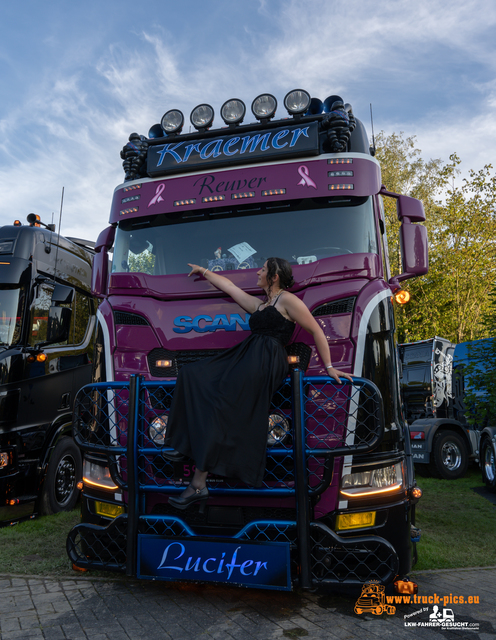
[266,257,295,297]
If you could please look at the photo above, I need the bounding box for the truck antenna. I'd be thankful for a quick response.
[369,103,376,156]
[53,187,64,283]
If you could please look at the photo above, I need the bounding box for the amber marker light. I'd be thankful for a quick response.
[287,355,300,364]
[411,487,423,499]
[156,359,173,368]
[395,290,411,304]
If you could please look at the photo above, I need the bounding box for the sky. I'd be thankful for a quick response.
[0,0,495,242]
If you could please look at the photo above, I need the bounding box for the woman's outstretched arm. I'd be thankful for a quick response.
[187,264,260,314]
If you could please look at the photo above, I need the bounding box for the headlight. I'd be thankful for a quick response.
[83,459,118,490]
[284,89,311,115]
[149,416,168,446]
[221,99,245,125]
[341,462,404,497]
[161,109,184,135]
[190,104,214,130]
[267,414,290,446]
[251,94,277,120]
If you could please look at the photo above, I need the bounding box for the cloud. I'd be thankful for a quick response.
[0,0,495,241]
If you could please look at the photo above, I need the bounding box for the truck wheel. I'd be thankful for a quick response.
[429,430,468,480]
[39,437,82,515]
[481,438,496,492]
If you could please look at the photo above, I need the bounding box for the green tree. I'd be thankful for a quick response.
[375,132,496,343]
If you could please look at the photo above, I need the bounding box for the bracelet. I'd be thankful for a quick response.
[326,364,333,369]
[202,268,208,276]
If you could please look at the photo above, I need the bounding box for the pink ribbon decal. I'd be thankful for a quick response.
[148,183,165,207]
[297,165,317,189]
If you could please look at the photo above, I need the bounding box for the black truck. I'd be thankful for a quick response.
[399,336,489,481]
[0,215,96,524]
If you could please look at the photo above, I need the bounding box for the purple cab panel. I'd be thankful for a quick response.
[110,156,381,224]
[107,254,382,300]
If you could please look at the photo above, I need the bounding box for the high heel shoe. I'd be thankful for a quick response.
[162,449,185,462]
[168,486,209,513]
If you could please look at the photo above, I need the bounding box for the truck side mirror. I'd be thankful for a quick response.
[92,226,115,298]
[380,186,429,288]
[44,284,74,344]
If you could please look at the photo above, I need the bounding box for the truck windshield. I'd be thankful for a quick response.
[112,196,377,276]
[0,287,25,345]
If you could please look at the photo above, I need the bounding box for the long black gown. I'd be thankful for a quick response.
[164,303,295,487]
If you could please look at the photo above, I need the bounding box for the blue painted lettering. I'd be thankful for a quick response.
[200,139,223,160]
[240,560,253,576]
[209,314,235,332]
[173,313,251,333]
[223,137,240,156]
[254,561,268,575]
[192,314,212,333]
[203,558,217,573]
[185,557,202,572]
[157,542,185,571]
[240,132,271,154]
[290,126,309,147]
[173,316,193,334]
[225,546,242,580]
[156,142,185,165]
[272,129,289,149]
[183,143,201,162]
[230,313,250,331]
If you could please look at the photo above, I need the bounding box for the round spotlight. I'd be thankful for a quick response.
[251,93,277,121]
[190,104,214,130]
[221,98,246,125]
[160,109,184,135]
[284,89,311,115]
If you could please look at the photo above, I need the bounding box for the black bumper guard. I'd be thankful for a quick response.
[68,371,399,588]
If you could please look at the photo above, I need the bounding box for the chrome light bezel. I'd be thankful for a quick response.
[221,98,246,125]
[251,93,277,121]
[284,89,311,115]
[190,103,214,130]
[161,109,184,135]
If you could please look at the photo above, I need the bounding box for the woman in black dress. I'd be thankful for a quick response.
[165,257,352,510]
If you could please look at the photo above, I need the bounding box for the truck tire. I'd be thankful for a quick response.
[481,438,496,492]
[429,430,468,480]
[39,437,82,515]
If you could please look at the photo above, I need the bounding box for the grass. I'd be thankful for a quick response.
[0,509,83,578]
[414,466,496,571]
[0,468,495,579]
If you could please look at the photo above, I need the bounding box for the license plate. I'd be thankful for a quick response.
[138,536,291,590]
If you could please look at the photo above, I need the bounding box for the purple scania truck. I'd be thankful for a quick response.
[67,90,426,592]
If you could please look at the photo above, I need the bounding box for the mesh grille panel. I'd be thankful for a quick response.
[312,297,355,317]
